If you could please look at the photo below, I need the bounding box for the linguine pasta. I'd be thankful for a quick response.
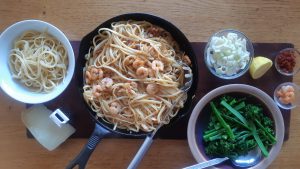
[9,31,68,93]
[83,20,192,132]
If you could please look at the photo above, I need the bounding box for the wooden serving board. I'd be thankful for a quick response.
[27,42,293,141]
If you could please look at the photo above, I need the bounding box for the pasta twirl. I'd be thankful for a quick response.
[83,20,192,132]
[9,31,68,92]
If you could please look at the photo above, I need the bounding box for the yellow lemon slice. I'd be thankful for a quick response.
[250,56,273,79]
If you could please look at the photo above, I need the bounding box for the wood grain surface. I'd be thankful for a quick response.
[0,0,300,169]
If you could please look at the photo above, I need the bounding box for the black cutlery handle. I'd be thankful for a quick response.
[66,123,110,169]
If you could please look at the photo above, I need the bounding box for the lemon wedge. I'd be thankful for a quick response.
[249,56,273,79]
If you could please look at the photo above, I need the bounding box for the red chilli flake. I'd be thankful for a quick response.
[276,50,296,73]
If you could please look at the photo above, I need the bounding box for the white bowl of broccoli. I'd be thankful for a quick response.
[187,84,284,169]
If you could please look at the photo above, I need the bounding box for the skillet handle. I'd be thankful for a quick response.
[127,136,153,169]
[66,123,110,169]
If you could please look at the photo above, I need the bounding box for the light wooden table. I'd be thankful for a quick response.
[0,0,300,168]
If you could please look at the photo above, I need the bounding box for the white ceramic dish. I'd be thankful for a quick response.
[0,20,75,104]
[187,84,284,169]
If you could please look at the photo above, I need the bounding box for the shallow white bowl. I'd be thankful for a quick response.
[0,20,75,104]
[187,84,284,169]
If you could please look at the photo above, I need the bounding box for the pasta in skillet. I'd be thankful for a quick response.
[83,20,192,132]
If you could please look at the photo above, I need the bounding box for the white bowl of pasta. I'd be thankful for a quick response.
[0,20,75,104]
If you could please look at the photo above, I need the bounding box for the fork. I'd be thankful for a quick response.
[127,62,193,169]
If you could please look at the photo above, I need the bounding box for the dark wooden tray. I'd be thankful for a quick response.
[27,42,293,141]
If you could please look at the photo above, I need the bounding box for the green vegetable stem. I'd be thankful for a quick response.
[210,102,235,140]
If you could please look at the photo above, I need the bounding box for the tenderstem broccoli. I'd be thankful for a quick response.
[203,95,276,158]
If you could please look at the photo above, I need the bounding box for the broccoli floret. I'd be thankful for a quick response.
[205,140,237,158]
[262,116,274,127]
[243,104,263,120]
[204,138,257,159]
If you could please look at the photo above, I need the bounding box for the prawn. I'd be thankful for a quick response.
[100,77,114,91]
[146,83,159,95]
[151,60,164,71]
[109,102,121,114]
[136,67,149,78]
[85,67,103,84]
[279,97,291,105]
[285,91,295,102]
[92,85,103,98]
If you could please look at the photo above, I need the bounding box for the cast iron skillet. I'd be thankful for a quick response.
[66,13,199,169]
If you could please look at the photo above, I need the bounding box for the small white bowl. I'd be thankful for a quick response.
[0,20,75,104]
